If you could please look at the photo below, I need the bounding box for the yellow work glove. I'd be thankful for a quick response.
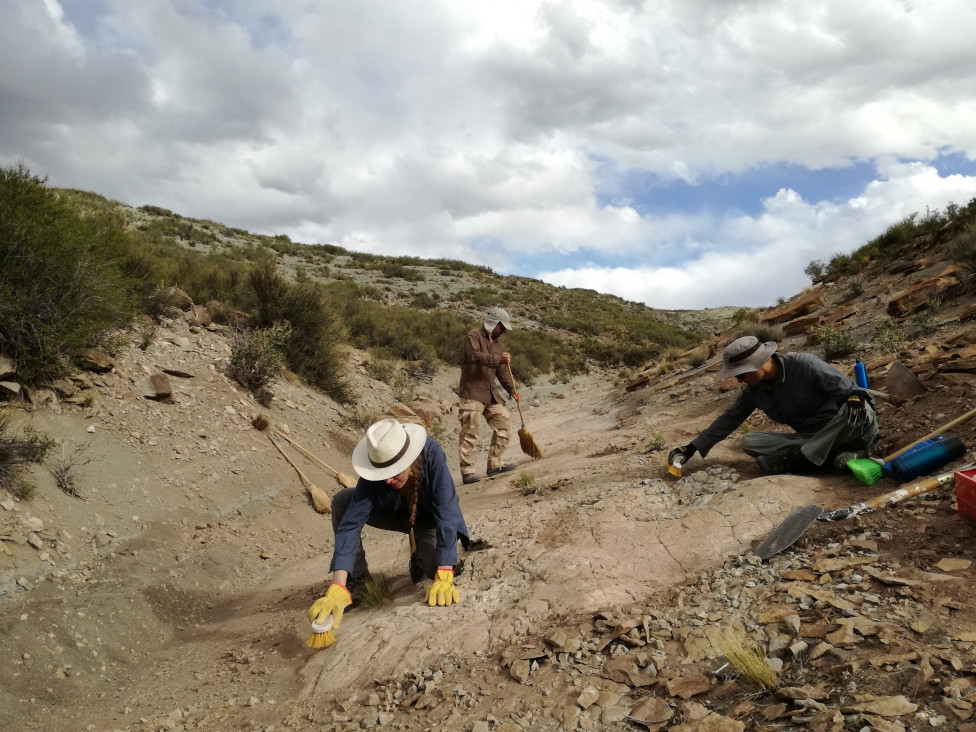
[308,582,352,630]
[424,568,460,607]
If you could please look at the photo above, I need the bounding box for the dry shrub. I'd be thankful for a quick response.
[718,632,778,691]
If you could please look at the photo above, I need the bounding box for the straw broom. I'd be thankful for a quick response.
[251,416,358,489]
[270,426,359,489]
[267,434,333,514]
[508,365,543,459]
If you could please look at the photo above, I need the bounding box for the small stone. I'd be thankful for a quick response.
[577,686,600,709]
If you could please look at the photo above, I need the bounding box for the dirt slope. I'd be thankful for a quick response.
[3,291,976,731]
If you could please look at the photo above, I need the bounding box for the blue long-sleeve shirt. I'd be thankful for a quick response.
[690,353,863,457]
[330,437,469,573]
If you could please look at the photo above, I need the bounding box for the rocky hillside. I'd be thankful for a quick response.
[2,199,976,731]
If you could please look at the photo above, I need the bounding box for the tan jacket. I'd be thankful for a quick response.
[459,327,515,405]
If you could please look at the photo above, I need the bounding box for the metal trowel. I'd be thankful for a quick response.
[754,505,824,561]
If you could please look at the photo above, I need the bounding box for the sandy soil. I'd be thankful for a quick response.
[2,313,975,732]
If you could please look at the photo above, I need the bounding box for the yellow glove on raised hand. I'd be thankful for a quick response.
[308,582,352,630]
[424,569,460,607]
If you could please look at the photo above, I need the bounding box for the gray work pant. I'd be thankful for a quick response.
[741,402,879,467]
[332,487,439,582]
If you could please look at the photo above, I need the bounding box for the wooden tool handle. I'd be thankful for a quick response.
[269,435,312,488]
[507,364,526,426]
[272,427,342,477]
[864,471,954,510]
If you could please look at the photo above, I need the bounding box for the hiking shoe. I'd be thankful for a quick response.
[461,474,480,485]
[345,571,374,608]
[487,464,516,477]
[756,447,820,475]
[831,449,871,471]
[454,559,465,577]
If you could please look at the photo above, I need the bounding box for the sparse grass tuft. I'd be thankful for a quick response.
[645,432,667,452]
[873,320,904,353]
[50,439,94,498]
[515,470,537,493]
[360,575,391,608]
[347,408,382,433]
[0,413,55,498]
[741,322,784,344]
[688,347,710,368]
[718,632,778,691]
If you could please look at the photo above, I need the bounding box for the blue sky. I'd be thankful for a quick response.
[3,1,976,309]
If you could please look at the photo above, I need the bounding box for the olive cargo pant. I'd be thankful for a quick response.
[458,398,512,477]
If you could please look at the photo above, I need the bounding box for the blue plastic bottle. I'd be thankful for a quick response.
[890,436,965,483]
[854,359,868,389]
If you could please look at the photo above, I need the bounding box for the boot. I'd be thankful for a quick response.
[756,446,820,475]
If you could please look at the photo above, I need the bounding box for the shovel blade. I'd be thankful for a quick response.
[754,504,824,561]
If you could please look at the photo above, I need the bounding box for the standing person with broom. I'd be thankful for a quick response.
[668,336,880,475]
[458,306,521,484]
[306,418,470,649]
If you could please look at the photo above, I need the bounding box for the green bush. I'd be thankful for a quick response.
[246,262,352,403]
[949,223,976,282]
[410,292,439,309]
[227,323,291,392]
[816,325,855,360]
[0,163,143,379]
[804,260,826,280]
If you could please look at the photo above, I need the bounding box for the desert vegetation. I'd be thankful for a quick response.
[1,163,705,400]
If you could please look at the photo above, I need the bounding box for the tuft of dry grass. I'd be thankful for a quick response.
[717,632,778,691]
[515,470,536,488]
[50,439,94,498]
[360,575,390,608]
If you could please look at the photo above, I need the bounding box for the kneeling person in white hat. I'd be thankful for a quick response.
[668,336,879,475]
[307,419,469,648]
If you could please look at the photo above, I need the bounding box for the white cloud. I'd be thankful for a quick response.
[2,0,976,309]
[540,161,976,308]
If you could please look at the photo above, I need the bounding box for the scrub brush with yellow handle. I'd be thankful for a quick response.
[306,613,335,649]
[667,443,697,478]
[306,583,351,650]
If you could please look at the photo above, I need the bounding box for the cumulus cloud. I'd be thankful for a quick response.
[540,161,976,308]
[2,0,976,308]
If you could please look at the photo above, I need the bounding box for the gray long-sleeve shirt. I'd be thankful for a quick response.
[690,353,863,457]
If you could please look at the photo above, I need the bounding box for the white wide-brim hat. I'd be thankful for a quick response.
[717,336,778,379]
[351,418,427,481]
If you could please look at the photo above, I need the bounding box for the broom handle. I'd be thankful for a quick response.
[269,435,312,488]
[884,405,976,461]
[507,364,526,427]
[272,427,344,477]
[820,470,959,522]
[863,471,954,510]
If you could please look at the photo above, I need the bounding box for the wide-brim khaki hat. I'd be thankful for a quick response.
[351,418,427,482]
[718,336,777,379]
